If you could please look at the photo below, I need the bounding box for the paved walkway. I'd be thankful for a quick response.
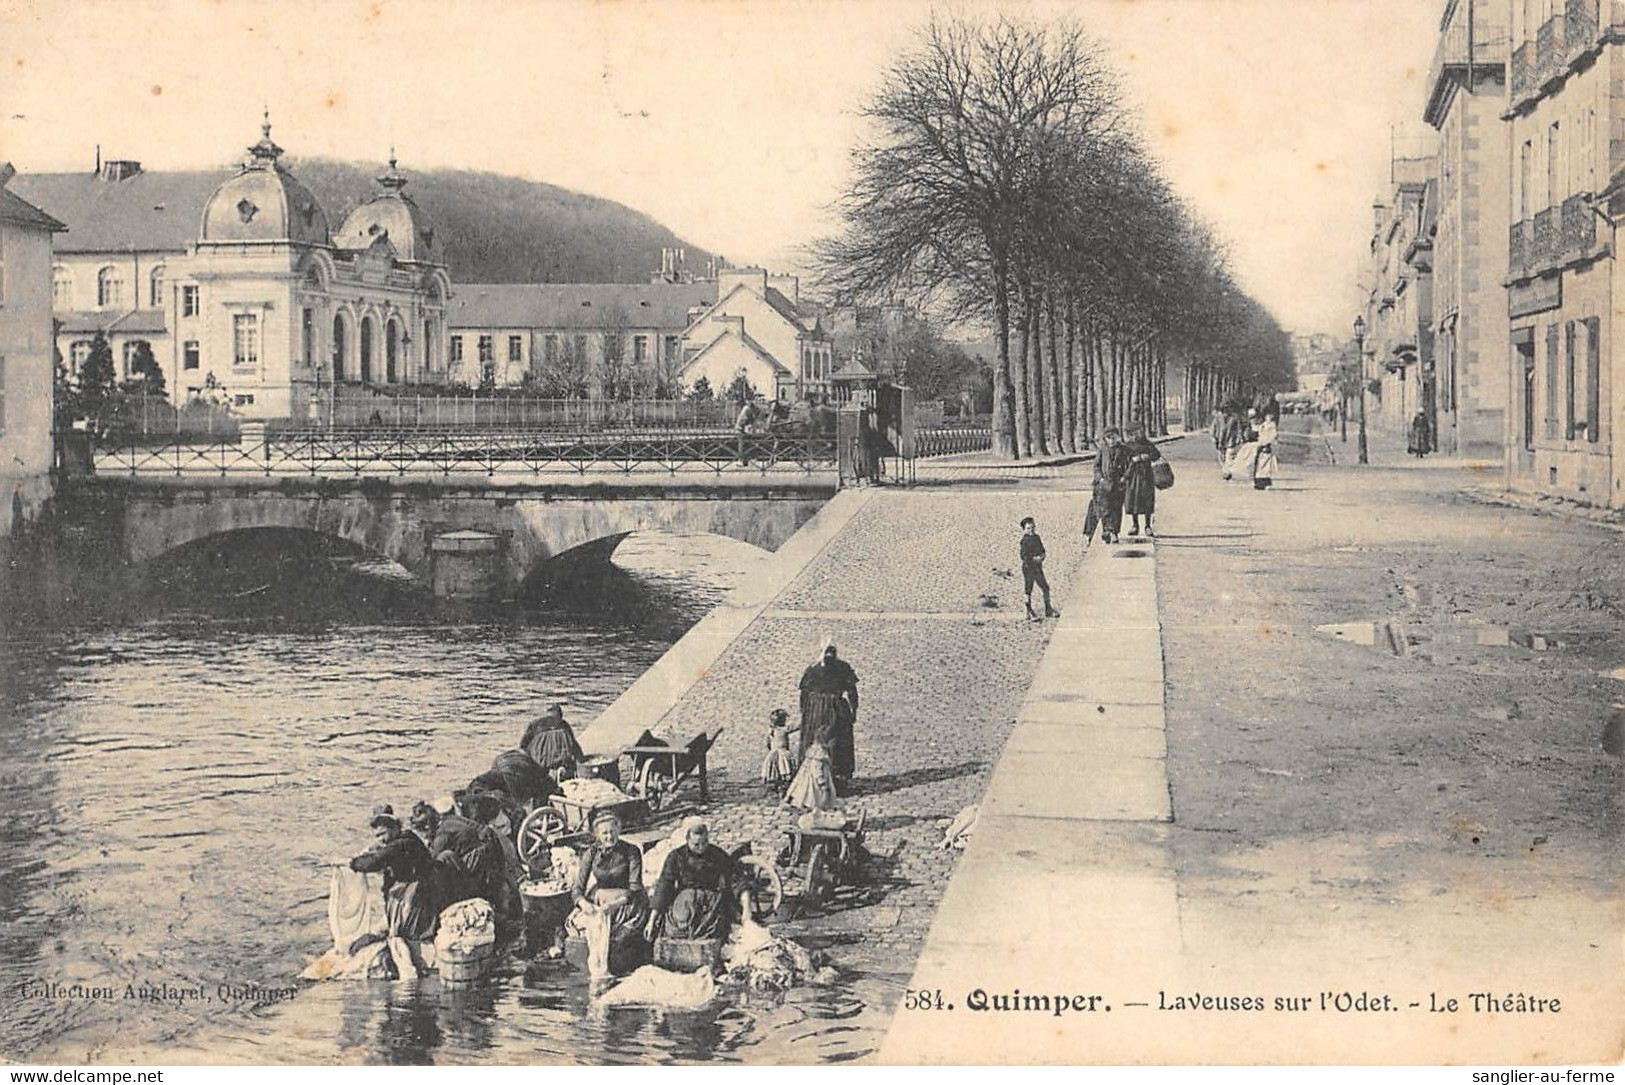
[883,432,1623,1064]
[578,477,1096,982]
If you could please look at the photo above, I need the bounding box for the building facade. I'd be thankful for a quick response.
[1363,157,1438,439]
[446,281,717,395]
[15,121,452,418]
[0,165,67,534]
[1503,0,1620,505]
[1425,0,1514,457]
[680,268,833,402]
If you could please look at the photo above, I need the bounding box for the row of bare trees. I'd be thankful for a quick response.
[817,13,1292,457]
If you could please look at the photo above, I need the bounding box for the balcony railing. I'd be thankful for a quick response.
[1536,15,1563,85]
[1510,41,1532,99]
[1425,18,1510,124]
[1561,193,1597,253]
[1566,0,1600,59]
[1509,199,1599,278]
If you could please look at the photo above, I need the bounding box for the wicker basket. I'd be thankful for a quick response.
[653,937,721,971]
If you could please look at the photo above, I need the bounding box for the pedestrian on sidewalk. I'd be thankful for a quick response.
[1218,401,1246,478]
[1253,411,1278,490]
[1019,516,1061,621]
[799,639,860,794]
[1407,410,1432,458]
[1122,421,1163,537]
[1086,426,1127,545]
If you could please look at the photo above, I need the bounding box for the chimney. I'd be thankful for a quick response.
[94,144,101,176]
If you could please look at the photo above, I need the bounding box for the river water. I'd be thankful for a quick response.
[0,534,898,1065]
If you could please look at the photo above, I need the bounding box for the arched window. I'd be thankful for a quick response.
[97,266,123,309]
[385,321,400,383]
[360,317,375,384]
[148,266,165,309]
[331,312,349,382]
[52,267,72,309]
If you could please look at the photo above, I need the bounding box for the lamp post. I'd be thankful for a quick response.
[1353,314,1369,465]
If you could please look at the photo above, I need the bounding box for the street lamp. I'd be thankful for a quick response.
[1353,314,1369,465]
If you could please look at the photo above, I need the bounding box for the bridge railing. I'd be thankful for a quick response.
[914,425,993,457]
[94,426,839,478]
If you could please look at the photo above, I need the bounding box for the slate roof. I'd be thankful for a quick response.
[10,170,233,253]
[681,325,791,376]
[0,184,67,232]
[57,309,168,335]
[448,282,718,330]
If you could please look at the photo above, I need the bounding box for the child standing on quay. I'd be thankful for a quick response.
[1019,516,1060,621]
[784,735,837,811]
[760,708,798,791]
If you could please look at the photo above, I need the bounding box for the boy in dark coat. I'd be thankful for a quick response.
[1019,516,1060,621]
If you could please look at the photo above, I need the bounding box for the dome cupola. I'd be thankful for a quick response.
[199,111,330,245]
[333,150,444,265]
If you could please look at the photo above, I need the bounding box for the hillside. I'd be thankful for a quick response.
[288,158,711,284]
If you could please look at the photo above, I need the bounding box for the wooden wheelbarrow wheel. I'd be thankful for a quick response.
[737,854,784,920]
[637,758,672,812]
[516,807,568,873]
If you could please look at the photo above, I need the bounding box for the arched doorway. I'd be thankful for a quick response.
[360,317,376,384]
[386,321,400,384]
[331,313,349,382]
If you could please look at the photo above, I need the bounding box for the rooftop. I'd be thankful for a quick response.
[448,282,718,330]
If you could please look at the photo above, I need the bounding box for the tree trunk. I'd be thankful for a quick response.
[1010,280,1031,458]
[992,263,1017,459]
[1045,292,1064,453]
[1024,281,1047,456]
[1062,297,1077,453]
[1016,278,1037,456]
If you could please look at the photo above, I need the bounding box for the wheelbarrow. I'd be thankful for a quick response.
[779,808,867,905]
[621,728,723,812]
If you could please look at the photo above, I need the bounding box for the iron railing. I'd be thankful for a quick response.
[1561,193,1597,254]
[1533,207,1560,263]
[914,426,993,457]
[1536,14,1563,84]
[1510,41,1532,99]
[1566,0,1600,59]
[95,428,840,478]
[311,394,737,430]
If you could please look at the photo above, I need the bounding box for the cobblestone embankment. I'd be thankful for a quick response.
[614,486,1091,975]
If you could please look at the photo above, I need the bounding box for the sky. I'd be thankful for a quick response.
[0,0,1444,338]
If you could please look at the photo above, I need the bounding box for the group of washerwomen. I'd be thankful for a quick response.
[346,704,762,977]
[1211,396,1281,489]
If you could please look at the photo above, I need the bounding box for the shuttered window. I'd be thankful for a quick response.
[1586,316,1602,444]
[1564,321,1577,440]
[1544,324,1559,440]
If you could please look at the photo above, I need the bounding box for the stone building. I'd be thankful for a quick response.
[14,118,452,418]
[679,267,833,402]
[1362,156,1437,438]
[1503,0,1618,505]
[445,281,717,394]
[0,164,67,534]
[1424,0,1512,457]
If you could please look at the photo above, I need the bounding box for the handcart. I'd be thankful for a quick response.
[622,728,723,811]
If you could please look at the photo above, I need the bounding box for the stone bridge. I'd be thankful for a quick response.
[56,474,836,598]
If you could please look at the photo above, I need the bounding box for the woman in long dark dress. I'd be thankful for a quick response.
[520,704,583,780]
[1088,427,1128,544]
[349,805,437,971]
[1121,422,1163,537]
[644,818,750,942]
[571,811,650,975]
[798,640,860,790]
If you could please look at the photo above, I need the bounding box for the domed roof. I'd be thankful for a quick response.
[199,114,330,245]
[333,154,444,265]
